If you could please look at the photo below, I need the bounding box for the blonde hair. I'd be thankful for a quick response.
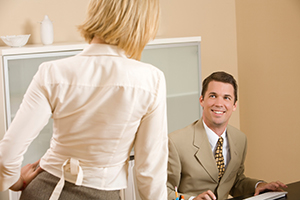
[78,0,160,60]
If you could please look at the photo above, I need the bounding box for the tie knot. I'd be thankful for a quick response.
[218,137,223,145]
[218,137,223,146]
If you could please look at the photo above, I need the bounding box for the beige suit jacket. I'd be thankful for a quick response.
[167,119,259,200]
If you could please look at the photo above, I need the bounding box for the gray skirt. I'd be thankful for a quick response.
[20,171,120,200]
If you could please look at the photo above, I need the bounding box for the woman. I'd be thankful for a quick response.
[0,0,168,199]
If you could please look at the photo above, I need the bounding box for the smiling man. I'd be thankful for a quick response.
[167,71,286,200]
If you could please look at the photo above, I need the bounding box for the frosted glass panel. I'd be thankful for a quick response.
[167,94,200,133]
[141,43,201,133]
[142,45,199,95]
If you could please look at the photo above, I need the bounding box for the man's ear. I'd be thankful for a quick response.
[233,101,237,111]
[199,95,204,107]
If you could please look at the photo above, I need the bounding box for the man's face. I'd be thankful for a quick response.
[200,81,237,133]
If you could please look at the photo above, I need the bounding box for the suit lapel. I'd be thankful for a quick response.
[193,120,219,183]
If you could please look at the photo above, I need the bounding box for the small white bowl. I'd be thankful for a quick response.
[0,34,31,47]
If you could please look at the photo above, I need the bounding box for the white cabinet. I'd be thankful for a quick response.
[0,37,201,200]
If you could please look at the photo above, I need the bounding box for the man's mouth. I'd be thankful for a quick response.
[212,110,225,114]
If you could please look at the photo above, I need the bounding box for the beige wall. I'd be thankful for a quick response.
[0,0,87,45]
[236,0,300,184]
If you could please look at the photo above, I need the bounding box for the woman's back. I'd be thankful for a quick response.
[37,44,167,191]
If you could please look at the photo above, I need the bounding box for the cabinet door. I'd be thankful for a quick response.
[141,42,201,133]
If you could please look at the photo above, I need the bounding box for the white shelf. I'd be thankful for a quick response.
[0,37,201,56]
[148,36,201,45]
[0,43,88,56]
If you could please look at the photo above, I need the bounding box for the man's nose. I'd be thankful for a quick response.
[214,97,224,106]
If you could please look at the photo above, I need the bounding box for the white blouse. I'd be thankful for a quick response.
[0,44,168,200]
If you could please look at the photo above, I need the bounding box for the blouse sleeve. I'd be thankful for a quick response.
[133,70,168,200]
[0,65,52,191]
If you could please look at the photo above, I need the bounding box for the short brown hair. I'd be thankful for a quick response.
[78,0,160,60]
[201,71,238,103]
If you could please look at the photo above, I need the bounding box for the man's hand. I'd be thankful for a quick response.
[9,160,43,191]
[254,181,287,196]
[193,190,216,200]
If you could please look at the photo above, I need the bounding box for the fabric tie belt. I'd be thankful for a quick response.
[49,158,83,200]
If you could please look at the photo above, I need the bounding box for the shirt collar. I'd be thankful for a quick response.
[78,43,127,58]
[202,120,227,150]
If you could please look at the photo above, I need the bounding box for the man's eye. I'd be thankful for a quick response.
[209,95,216,98]
[224,96,231,100]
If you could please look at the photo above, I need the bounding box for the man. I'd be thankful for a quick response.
[167,71,286,200]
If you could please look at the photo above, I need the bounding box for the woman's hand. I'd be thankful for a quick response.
[9,160,43,191]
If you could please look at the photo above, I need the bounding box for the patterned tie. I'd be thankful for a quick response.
[215,137,225,180]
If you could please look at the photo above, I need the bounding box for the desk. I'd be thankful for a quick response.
[228,181,300,200]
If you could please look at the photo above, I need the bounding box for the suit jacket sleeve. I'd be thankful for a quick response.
[167,137,180,199]
[167,136,195,200]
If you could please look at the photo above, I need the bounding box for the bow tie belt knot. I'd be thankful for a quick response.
[49,158,83,200]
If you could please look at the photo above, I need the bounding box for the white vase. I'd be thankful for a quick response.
[40,15,53,45]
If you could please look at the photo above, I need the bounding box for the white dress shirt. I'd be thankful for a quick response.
[203,121,231,167]
[0,44,168,200]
